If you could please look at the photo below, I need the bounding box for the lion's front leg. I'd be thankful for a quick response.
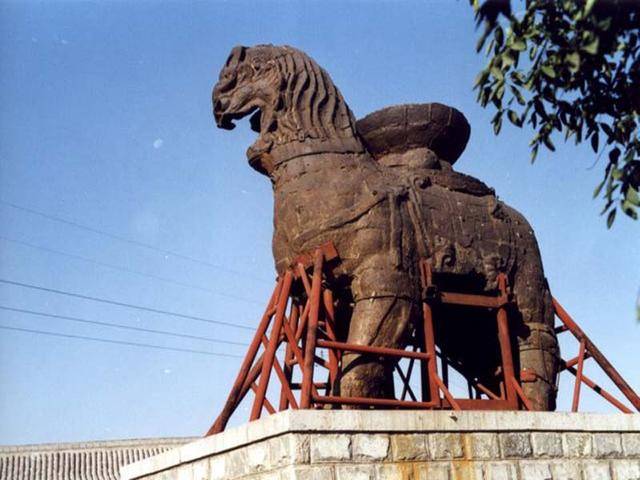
[337,251,420,400]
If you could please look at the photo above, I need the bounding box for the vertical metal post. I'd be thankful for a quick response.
[279,303,299,411]
[497,304,518,409]
[300,249,324,408]
[250,271,293,421]
[422,301,439,405]
[322,288,339,394]
[571,339,586,412]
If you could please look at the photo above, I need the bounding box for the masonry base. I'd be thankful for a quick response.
[120,411,640,480]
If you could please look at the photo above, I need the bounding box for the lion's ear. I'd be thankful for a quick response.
[226,46,246,68]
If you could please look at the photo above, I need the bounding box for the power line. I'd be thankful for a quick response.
[0,305,249,346]
[0,278,255,330]
[0,236,261,306]
[0,200,271,284]
[0,325,242,358]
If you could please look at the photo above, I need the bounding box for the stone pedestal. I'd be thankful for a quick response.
[120,411,640,480]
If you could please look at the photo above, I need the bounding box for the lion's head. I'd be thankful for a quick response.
[213,45,359,175]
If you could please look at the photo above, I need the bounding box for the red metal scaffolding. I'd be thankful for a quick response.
[206,243,640,435]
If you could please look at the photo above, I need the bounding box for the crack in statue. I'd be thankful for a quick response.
[213,45,560,410]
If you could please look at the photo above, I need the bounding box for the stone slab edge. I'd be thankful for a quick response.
[120,410,640,480]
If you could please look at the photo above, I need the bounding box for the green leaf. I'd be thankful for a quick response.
[541,65,556,78]
[584,0,597,16]
[582,37,600,55]
[612,168,623,180]
[510,85,526,105]
[606,208,616,228]
[530,145,539,163]
[593,178,606,198]
[542,135,556,152]
[490,66,504,81]
[566,52,580,73]
[507,110,522,127]
[608,147,621,163]
[622,200,637,219]
[511,39,527,51]
[495,26,504,47]
[626,187,640,206]
[622,205,638,220]
[474,69,490,87]
[493,116,503,134]
[591,131,599,153]
[600,123,614,140]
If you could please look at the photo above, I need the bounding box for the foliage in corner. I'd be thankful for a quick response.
[471,0,639,227]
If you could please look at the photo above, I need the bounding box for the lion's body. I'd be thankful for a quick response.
[213,44,560,410]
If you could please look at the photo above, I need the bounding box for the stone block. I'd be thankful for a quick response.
[499,433,532,458]
[429,433,464,459]
[622,434,640,458]
[518,461,552,480]
[418,462,450,480]
[531,432,563,458]
[352,434,389,461]
[563,433,592,458]
[335,464,376,480]
[270,434,311,468]
[192,459,209,480]
[484,462,517,480]
[465,433,500,459]
[390,434,429,461]
[594,433,623,458]
[375,464,416,480]
[288,465,335,480]
[209,455,226,480]
[582,460,612,480]
[225,449,250,478]
[175,464,193,480]
[549,461,582,480]
[310,434,351,463]
[247,440,270,471]
[612,460,640,480]
[451,461,484,479]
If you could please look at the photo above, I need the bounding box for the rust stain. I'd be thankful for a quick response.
[398,462,415,480]
[450,433,480,480]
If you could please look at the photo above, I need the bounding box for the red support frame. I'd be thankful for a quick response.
[206,243,640,435]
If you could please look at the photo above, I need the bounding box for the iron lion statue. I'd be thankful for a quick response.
[212,44,560,410]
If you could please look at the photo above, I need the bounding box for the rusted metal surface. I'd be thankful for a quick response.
[317,340,431,361]
[553,297,640,412]
[206,244,638,435]
[571,339,587,412]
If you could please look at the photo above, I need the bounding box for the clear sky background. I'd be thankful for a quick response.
[0,1,638,446]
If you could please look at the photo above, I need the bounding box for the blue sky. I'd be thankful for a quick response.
[0,1,638,445]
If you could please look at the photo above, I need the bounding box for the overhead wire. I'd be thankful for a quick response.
[0,324,243,358]
[0,200,272,283]
[0,236,262,306]
[0,305,249,346]
[0,278,255,330]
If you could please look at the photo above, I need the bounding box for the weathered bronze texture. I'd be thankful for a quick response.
[212,44,560,411]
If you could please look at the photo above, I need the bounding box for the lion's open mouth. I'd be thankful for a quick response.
[214,101,261,133]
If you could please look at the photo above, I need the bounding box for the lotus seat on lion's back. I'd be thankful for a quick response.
[356,103,471,165]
